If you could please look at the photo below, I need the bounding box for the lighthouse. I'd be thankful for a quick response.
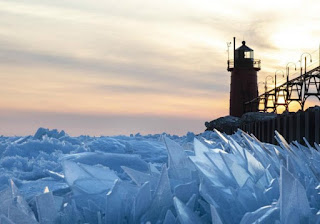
[228,37,261,117]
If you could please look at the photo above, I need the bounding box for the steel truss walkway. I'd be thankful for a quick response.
[245,65,320,113]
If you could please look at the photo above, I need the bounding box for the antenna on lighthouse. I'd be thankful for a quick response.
[227,41,231,61]
[233,37,236,61]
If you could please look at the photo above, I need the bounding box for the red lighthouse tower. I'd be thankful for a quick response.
[228,37,261,117]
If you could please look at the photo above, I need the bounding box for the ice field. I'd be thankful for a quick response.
[1,127,320,223]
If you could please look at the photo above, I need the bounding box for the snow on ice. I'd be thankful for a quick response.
[0,127,320,223]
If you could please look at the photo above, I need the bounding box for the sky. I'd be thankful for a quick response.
[0,0,320,136]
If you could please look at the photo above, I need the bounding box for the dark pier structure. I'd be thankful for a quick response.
[207,38,320,145]
[238,107,320,145]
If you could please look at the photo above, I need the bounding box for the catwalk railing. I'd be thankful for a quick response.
[245,48,320,113]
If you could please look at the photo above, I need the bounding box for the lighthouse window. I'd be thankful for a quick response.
[244,51,251,59]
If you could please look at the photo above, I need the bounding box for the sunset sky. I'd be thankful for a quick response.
[0,0,319,136]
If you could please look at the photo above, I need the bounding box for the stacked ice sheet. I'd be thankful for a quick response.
[0,128,320,223]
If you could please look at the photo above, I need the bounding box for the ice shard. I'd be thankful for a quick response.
[210,204,223,224]
[219,152,251,188]
[35,191,59,224]
[62,160,118,194]
[62,152,150,173]
[0,180,37,222]
[121,166,158,190]
[174,181,198,203]
[173,197,203,224]
[8,205,38,224]
[280,166,311,224]
[0,215,15,224]
[240,205,279,224]
[141,165,173,223]
[186,194,197,210]
[163,209,176,224]
[131,182,151,223]
[82,207,98,224]
[105,179,138,224]
[164,137,194,181]
[190,140,225,187]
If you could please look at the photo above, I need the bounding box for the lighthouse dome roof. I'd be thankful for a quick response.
[236,41,253,52]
